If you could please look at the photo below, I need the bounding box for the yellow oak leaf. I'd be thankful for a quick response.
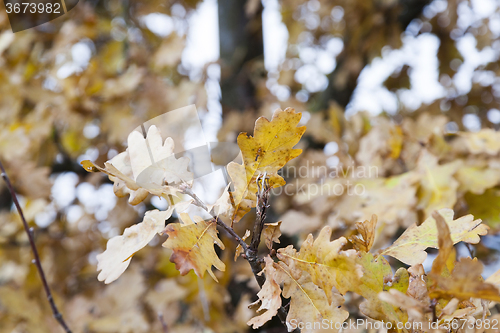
[228,108,306,222]
[274,261,348,333]
[277,226,348,305]
[247,256,282,329]
[380,208,488,265]
[456,165,500,195]
[262,221,282,249]
[348,215,377,252]
[465,189,500,230]
[460,129,500,155]
[96,208,174,284]
[331,252,408,326]
[416,150,462,218]
[162,214,225,282]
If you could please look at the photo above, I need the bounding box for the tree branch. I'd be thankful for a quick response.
[181,182,292,329]
[0,160,72,333]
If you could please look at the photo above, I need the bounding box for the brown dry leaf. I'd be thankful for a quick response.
[429,210,456,277]
[406,265,430,306]
[262,221,282,249]
[234,229,251,261]
[381,208,488,265]
[162,214,225,282]
[228,108,306,222]
[247,256,282,329]
[348,215,377,252]
[429,257,500,302]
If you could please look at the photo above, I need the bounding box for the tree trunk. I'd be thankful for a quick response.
[218,0,264,113]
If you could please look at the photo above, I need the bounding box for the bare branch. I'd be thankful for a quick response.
[0,160,72,333]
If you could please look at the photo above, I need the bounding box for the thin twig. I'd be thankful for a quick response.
[0,160,72,333]
[180,185,247,250]
[249,174,270,252]
[158,313,168,333]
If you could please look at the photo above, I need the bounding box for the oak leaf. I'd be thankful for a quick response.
[416,151,462,218]
[81,125,193,203]
[429,211,456,278]
[162,213,225,282]
[81,154,149,205]
[348,215,377,252]
[96,208,174,284]
[331,252,408,325]
[275,261,348,333]
[234,229,250,261]
[460,129,500,155]
[380,208,488,265]
[247,256,282,329]
[429,257,500,302]
[262,221,282,250]
[228,108,306,222]
[277,226,348,305]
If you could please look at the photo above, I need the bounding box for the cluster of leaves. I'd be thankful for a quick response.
[2,0,500,332]
[81,108,500,333]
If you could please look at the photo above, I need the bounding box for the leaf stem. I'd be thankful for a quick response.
[0,160,72,333]
[180,185,247,251]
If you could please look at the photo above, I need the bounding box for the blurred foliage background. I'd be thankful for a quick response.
[1,0,500,332]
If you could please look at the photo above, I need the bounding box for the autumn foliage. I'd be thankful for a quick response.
[79,108,500,332]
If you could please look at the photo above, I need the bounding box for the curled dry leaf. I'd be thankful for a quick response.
[234,229,251,261]
[81,154,149,205]
[429,257,500,302]
[228,108,306,223]
[163,214,225,282]
[96,207,174,284]
[348,215,377,252]
[429,210,456,278]
[247,256,282,329]
[262,221,282,250]
[208,184,232,217]
[381,208,488,265]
